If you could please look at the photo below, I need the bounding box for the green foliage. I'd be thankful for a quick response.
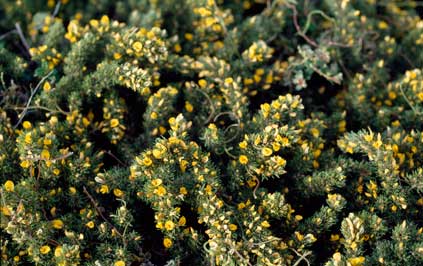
[1,0,423,265]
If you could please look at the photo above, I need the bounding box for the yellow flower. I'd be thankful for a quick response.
[224,77,233,84]
[272,142,280,151]
[178,216,186,226]
[113,188,124,197]
[238,202,246,210]
[180,187,188,195]
[247,178,257,188]
[261,221,270,228]
[239,141,247,149]
[239,155,249,165]
[150,112,158,119]
[100,185,109,194]
[114,260,125,266]
[151,179,163,187]
[143,157,153,166]
[22,121,32,129]
[2,206,11,216]
[52,219,64,229]
[275,156,286,167]
[330,234,340,241]
[155,186,167,196]
[195,7,212,17]
[198,79,207,88]
[20,160,30,168]
[373,134,383,149]
[132,41,143,52]
[86,221,95,229]
[184,33,193,41]
[4,180,14,192]
[310,128,320,138]
[40,245,51,254]
[43,82,51,92]
[41,150,51,160]
[152,149,163,159]
[262,147,273,157]
[100,15,109,25]
[54,246,63,257]
[348,257,365,266]
[163,237,173,248]
[185,101,194,112]
[69,187,77,194]
[113,53,122,60]
[295,231,304,241]
[332,252,342,261]
[179,159,188,172]
[24,133,32,144]
[205,184,212,194]
[165,220,175,231]
[110,119,120,128]
[229,224,237,231]
[378,21,388,29]
[174,43,182,53]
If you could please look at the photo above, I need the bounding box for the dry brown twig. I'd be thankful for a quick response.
[14,23,31,56]
[82,186,125,241]
[13,70,54,129]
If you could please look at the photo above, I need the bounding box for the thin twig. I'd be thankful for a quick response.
[47,238,61,247]
[224,147,237,159]
[52,152,74,162]
[399,84,421,115]
[325,40,351,48]
[310,65,342,84]
[302,10,335,35]
[211,1,227,36]
[1,2,60,42]
[337,57,352,81]
[194,86,216,125]
[287,3,354,49]
[52,1,62,17]
[223,123,241,143]
[23,152,74,162]
[287,4,318,47]
[291,248,312,266]
[377,1,423,7]
[230,243,253,266]
[13,70,54,129]
[105,150,127,167]
[251,237,282,246]
[15,23,31,55]
[0,72,6,90]
[399,52,415,68]
[9,105,69,115]
[213,111,238,123]
[82,186,125,241]
[253,177,260,199]
[0,29,18,40]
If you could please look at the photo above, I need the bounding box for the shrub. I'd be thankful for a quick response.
[1,0,423,265]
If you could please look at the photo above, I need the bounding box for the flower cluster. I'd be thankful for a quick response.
[1,0,423,265]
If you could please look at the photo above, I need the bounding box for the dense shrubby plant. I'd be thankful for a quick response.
[1,0,423,265]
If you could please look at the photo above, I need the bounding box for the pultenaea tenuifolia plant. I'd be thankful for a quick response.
[1,0,423,265]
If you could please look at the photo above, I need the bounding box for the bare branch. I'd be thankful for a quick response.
[13,70,54,129]
[15,23,31,55]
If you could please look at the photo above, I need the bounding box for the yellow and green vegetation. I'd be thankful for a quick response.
[1,0,423,265]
